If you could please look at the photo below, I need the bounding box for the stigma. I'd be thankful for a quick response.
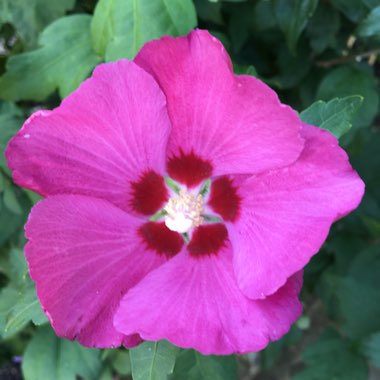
[164,189,204,233]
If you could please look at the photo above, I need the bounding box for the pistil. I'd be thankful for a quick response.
[164,189,204,233]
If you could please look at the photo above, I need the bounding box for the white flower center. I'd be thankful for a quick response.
[164,189,204,233]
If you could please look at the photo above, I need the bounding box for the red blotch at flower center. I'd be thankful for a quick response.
[167,151,213,188]
[134,177,240,258]
[208,177,241,221]
[188,224,228,257]
[131,171,168,215]
[132,154,240,259]
[139,222,184,258]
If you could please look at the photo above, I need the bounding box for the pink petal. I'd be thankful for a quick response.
[25,195,167,348]
[229,124,365,299]
[114,245,303,355]
[6,60,171,214]
[135,29,304,177]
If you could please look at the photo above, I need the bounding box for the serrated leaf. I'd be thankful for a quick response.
[300,96,363,138]
[22,325,101,380]
[91,0,197,61]
[0,287,19,332]
[316,65,379,128]
[0,249,47,338]
[0,0,75,47]
[130,341,179,380]
[292,329,368,380]
[272,0,318,52]
[170,350,237,380]
[357,5,380,37]
[0,15,101,101]
[0,283,47,339]
[2,286,47,338]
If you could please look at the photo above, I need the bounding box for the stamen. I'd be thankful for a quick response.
[164,189,204,233]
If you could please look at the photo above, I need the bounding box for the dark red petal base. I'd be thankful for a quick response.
[139,222,184,258]
[188,224,228,257]
[131,171,168,215]
[208,176,241,222]
[167,150,213,188]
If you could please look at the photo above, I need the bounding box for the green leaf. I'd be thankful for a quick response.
[3,177,23,214]
[357,5,380,37]
[335,245,380,339]
[330,0,369,22]
[272,0,318,52]
[0,171,4,192]
[0,286,47,338]
[0,249,47,338]
[98,367,114,380]
[91,0,197,61]
[319,244,380,339]
[0,190,30,245]
[364,332,380,368]
[0,200,24,244]
[0,15,101,101]
[351,129,380,199]
[111,350,131,376]
[234,64,258,76]
[316,65,379,128]
[0,102,23,173]
[261,326,303,370]
[22,325,101,380]
[195,0,223,25]
[228,2,256,52]
[8,247,30,285]
[363,0,380,9]
[170,350,237,380]
[306,3,340,54]
[300,96,363,138]
[130,341,179,380]
[272,43,312,89]
[0,0,75,47]
[292,329,368,380]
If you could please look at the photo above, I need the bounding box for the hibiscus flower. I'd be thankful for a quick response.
[5,30,364,355]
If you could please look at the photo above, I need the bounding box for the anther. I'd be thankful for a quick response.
[164,189,204,233]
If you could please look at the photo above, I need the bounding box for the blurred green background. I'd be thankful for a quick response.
[0,0,380,379]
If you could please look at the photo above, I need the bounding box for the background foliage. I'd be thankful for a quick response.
[0,0,379,379]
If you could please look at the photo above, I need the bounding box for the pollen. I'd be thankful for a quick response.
[164,189,204,233]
